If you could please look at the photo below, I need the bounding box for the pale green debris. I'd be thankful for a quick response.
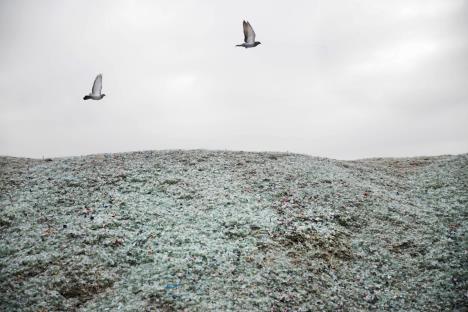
[0,151,466,311]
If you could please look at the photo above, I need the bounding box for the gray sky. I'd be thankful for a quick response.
[1,0,467,160]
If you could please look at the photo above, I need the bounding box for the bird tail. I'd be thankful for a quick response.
[83,95,91,100]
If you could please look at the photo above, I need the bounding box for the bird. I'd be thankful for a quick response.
[83,74,105,100]
[236,20,261,48]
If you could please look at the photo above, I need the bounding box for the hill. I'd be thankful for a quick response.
[0,150,467,311]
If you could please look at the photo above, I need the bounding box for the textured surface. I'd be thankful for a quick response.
[0,150,467,311]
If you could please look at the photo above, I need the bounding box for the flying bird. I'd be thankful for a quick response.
[83,74,105,100]
[236,20,261,48]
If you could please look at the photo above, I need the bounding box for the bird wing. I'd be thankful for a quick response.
[91,74,102,95]
[243,21,256,44]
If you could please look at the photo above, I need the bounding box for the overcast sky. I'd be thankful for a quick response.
[1,0,467,159]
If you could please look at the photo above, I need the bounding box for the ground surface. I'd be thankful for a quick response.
[0,150,467,311]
